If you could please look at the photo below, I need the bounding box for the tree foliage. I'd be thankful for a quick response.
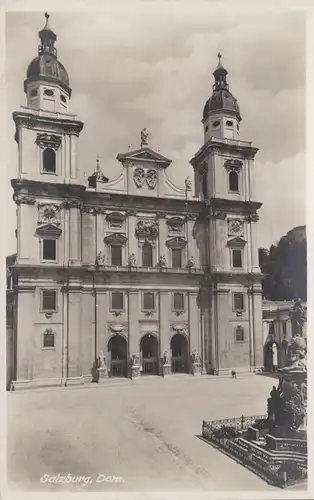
[258,226,307,301]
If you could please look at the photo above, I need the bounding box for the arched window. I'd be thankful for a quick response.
[229,170,239,192]
[43,148,56,173]
[142,243,153,267]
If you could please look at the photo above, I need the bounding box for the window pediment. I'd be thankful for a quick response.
[104,233,127,245]
[166,217,185,227]
[166,237,187,248]
[227,236,246,248]
[36,133,61,150]
[36,223,62,237]
[224,159,243,172]
[135,220,158,239]
[106,212,125,228]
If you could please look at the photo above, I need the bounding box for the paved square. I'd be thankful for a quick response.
[7,374,277,492]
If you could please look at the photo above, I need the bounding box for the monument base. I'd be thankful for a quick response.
[162,364,171,377]
[129,365,140,379]
[191,362,202,375]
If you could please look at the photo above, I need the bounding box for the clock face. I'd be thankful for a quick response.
[229,219,243,236]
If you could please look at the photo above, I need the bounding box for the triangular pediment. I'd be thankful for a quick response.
[36,223,62,237]
[166,236,187,248]
[117,147,172,167]
[227,237,247,247]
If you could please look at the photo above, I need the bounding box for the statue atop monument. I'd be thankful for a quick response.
[289,298,306,337]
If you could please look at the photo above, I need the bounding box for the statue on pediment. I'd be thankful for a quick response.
[140,128,149,148]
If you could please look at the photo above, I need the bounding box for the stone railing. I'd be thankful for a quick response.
[202,415,307,487]
[202,414,267,437]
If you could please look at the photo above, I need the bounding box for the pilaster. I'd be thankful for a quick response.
[159,291,170,356]
[128,291,139,354]
[67,287,82,378]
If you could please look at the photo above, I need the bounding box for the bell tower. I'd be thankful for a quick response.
[12,13,84,269]
[13,12,83,185]
[191,54,264,374]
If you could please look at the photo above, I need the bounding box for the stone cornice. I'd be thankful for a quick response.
[210,198,262,214]
[190,138,259,167]
[11,178,86,200]
[10,179,202,218]
[13,111,84,143]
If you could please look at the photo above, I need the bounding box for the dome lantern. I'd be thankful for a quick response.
[38,12,57,57]
[24,13,71,111]
[202,53,241,142]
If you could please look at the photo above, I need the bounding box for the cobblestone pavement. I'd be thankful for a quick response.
[7,374,279,492]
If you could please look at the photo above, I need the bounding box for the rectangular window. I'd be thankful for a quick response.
[172,248,182,268]
[235,327,244,342]
[43,329,55,348]
[6,275,12,290]
[269,322,274,335]
[42,290,57,312]
[111,292,124,311]
[111,246,122,266]
[173,292,185,311]
[43,239,56,261]
[232,249,242,268]
[233,293,244,311]
[143,292,155,311]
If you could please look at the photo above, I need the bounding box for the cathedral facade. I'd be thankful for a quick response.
[7,15,265,389]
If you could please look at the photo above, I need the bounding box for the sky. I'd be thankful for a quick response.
[5,9,306,254]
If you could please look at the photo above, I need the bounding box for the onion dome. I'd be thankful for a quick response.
[24,13,71,94]
[203,53,241,121]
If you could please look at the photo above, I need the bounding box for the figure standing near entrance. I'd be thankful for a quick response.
[272,342,278,371]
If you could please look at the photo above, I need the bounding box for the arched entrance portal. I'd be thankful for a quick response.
[108,335,127,377]
[140,334,159,375]
[171,334,188,373]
